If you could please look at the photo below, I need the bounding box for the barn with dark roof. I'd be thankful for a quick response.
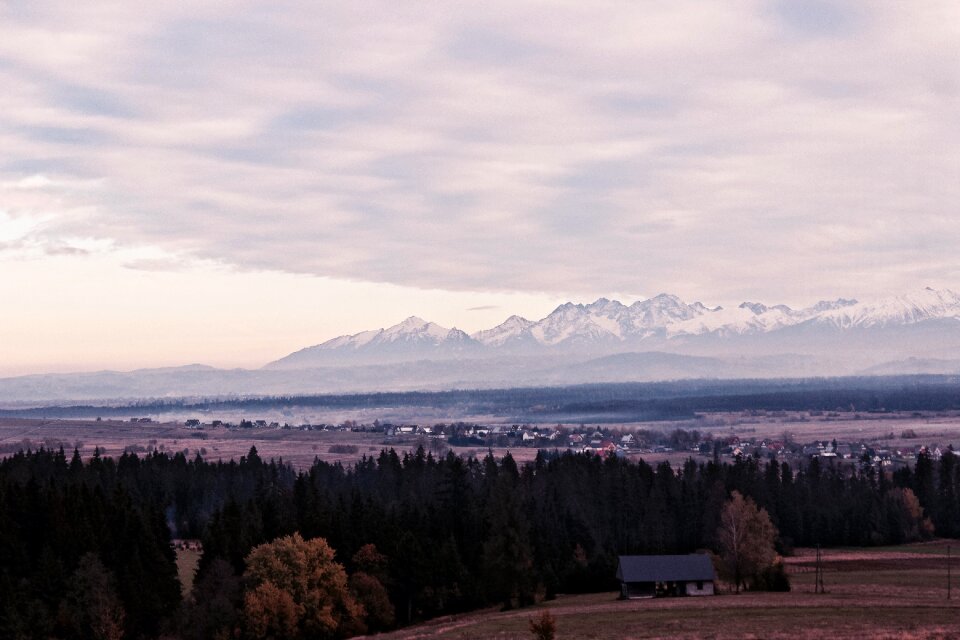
[616,554,715,598]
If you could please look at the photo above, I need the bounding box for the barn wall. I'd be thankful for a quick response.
[684,580,714,596]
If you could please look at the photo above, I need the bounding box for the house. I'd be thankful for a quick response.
[616,555,715,599]
[596,440,617,454]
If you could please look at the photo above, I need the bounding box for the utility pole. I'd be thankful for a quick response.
[815,543,825,594]
[949,545,952,601]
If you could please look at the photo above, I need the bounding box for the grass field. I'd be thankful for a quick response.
[175,548,202,597]
[375,541,960,639]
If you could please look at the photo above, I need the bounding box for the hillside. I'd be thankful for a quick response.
[376,543,960,639]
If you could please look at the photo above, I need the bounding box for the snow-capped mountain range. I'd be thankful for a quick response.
[5,288,960,404]
[268,287,960,368]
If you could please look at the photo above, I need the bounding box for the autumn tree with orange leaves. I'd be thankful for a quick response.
[242,533,364,639]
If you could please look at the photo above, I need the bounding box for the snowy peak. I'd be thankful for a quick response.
[321,329,382,349]
[269,287,960,368]
[805,298,858,314]
[739,302,770,315]
[628,293,703,327]
[530,299,629,346]
[521,288,960,343]
[390,316,430,331]
[738,301,796,316]
[813,288,960,329]
[381,316,451,342]
[296,316,472,353]
[445,327,475,343]
[472,315,535,346]
[586,297,628,314]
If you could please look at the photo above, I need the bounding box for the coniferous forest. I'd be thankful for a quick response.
[1,445,957,638]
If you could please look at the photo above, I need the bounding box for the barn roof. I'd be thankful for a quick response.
[616,555,714,583]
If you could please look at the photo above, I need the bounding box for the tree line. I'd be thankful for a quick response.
[8,374,960,422]
[0,445,956,638]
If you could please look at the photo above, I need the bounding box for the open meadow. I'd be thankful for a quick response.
[0,417,391,469]
[375,541,960,640]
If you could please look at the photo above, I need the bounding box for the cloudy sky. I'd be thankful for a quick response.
[1,1,958,374]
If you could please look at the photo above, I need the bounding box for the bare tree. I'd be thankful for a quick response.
[716,491,778,592]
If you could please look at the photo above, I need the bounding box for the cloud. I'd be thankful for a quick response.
[122,257,187,272]
[466,305,500,312]
[0,1,958,305]
[44,244,89,256]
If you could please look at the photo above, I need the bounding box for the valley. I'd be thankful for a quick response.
[3,406,959,472]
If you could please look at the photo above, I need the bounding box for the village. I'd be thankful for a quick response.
[169,413,955,470]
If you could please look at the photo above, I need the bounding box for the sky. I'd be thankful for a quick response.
[1,1,958,375]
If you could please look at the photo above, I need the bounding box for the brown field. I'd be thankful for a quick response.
[0,418,403,469]
[175,548,202,597]
[375,541,960,640]
[1,410,959,471]
[0,417,604,469]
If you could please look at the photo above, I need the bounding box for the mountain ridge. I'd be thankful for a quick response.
[266,287,960,369]
[5,287,960,404]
